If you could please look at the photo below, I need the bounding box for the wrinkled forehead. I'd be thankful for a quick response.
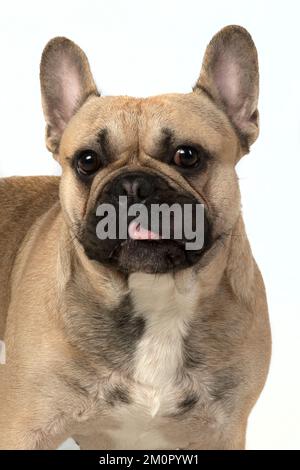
[60,92,238,160]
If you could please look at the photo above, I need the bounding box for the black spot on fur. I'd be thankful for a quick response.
[105,384,131,406]
[177,393,199,414]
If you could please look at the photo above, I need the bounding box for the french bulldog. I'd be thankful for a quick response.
[0,25,271,449]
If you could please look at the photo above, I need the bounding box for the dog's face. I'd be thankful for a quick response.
[40,26,259,274]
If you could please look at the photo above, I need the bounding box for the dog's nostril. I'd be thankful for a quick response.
[134,178,153,200]
[120,180,135,197]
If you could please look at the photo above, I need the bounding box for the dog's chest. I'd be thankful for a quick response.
[101,274,199,448]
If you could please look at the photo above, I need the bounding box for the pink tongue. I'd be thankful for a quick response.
[128,221,160,240]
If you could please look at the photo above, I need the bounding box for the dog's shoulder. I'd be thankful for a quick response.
[0,175,60,256]
[0,176,60,337]
[0,176,60,216]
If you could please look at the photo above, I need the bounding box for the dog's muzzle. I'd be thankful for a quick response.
[80,170,213,274]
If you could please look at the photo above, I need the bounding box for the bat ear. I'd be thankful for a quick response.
[40,37,99,155]
[194,25,259,150]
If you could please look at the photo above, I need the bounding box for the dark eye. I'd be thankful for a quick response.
[173,146,199,168]
[76,150,102,176]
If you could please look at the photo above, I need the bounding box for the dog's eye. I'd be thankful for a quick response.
[173,147,199,168]
[76,150,101,176]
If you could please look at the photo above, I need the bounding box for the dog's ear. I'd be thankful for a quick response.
[40,37,99,155]
[194,25,259,151]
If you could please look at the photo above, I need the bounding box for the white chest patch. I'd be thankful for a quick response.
[102,271,201,449]
[128,272,198,417]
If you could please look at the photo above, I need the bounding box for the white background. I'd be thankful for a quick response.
[1,0,300,450]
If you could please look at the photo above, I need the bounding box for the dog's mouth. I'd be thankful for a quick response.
[79,172,213,274]
[79,206,213,274]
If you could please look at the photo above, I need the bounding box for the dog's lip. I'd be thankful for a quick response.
[111,237,200,259]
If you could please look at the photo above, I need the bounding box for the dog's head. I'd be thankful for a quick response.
[40,26,259,274]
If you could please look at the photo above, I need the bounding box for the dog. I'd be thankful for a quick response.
[0,25,271,450]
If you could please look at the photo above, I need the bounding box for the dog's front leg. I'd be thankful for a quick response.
[0,366,72,450]
[0,416,69,450]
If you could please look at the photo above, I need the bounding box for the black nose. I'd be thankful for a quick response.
[109,172,156,201]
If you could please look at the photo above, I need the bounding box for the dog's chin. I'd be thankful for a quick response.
[81,237,209,274]
[115,239,204,274]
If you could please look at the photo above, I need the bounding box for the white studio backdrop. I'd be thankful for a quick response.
[0,0,299,450]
